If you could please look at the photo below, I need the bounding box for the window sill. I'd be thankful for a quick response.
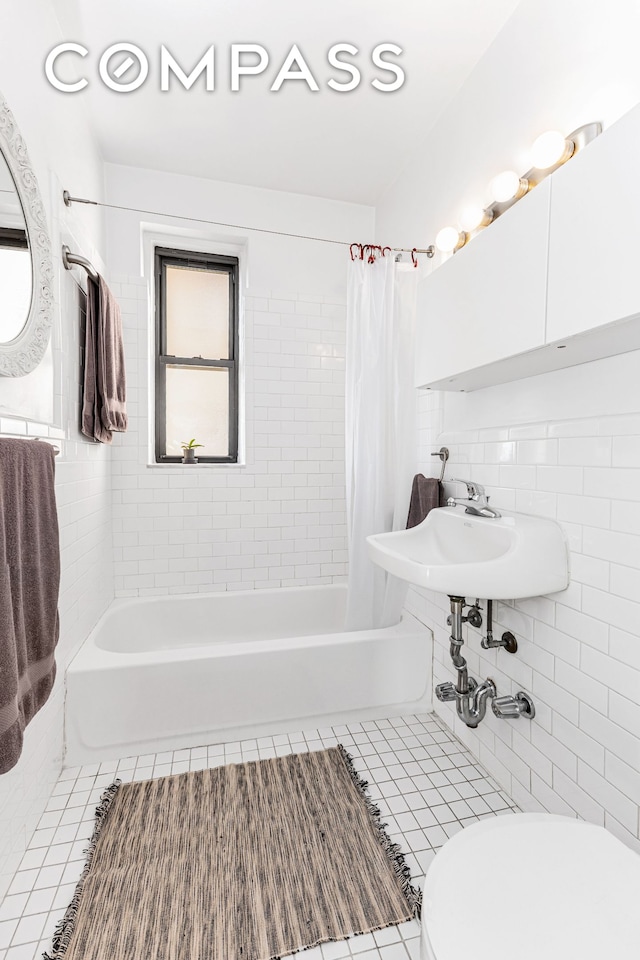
[146,462,246,469]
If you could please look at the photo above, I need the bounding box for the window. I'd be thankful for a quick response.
[0,227,28,249]
[0,228,30,342]
[154,247,239,463]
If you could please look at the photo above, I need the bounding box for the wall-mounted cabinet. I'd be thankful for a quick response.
[547,104,640,342]
[415,180,550,389]
[416,102,640,392]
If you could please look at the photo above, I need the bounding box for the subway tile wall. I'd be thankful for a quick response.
[408,387,640,852]
[0,275,114,900]
[110,279,348,597]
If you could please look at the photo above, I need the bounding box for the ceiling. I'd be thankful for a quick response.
[50,0,522,205]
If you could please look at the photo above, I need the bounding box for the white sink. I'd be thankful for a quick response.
[366,506,569,600]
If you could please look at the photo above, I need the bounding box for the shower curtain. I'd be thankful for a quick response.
[345,252,418,631]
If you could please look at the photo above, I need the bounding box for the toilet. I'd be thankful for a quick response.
[421,812,640,960]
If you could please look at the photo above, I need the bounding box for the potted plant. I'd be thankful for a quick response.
[181,438,204,464]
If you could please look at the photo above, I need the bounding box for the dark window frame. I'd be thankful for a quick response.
[0,227,28,249]
[154,246,239,464]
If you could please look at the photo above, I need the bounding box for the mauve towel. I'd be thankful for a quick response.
[406,474,443,528]
[81,275,127,444]
[0,439,60,774]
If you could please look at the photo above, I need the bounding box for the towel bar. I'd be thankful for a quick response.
[61,244,99,281]
[34,437,60,456]
[430,446,449,482]
[0,436,59,456]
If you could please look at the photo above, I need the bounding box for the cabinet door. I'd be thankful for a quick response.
[547,104,640,342]
[415,178,550,388]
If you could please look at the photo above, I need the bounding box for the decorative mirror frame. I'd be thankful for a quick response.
[0,91,54,377]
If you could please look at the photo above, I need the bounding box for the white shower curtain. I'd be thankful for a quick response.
[345,252,418,631]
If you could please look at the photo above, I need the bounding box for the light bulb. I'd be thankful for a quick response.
[490,170,529,203]
[435,226,466,254]
[459,205,493,233]
[530,130,574,169]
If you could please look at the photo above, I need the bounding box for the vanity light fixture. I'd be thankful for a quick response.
[432,121,601,260]
[435,226,467,254]
[459,204,493,234]
[530,130,575,170]
[490,170,530,204]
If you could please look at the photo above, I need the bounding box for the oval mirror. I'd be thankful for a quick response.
[0,93,53,377]
[0,152,32,343]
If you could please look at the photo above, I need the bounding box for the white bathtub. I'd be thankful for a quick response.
[65,584,432,764]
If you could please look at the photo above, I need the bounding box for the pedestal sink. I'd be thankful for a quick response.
[366,506,569,600]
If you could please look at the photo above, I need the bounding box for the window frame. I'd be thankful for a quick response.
[0,227,28,249]
[154,246,239,464]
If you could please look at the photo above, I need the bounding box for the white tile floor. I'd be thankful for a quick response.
[0,713,518,960]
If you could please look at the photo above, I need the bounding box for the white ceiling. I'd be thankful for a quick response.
[52,0,522,204]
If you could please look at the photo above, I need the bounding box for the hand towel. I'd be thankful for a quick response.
[81,275,127,444]
[406,474,443,528]
[0,439,60,774]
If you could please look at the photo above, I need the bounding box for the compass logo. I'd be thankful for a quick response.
[44,43,406,94]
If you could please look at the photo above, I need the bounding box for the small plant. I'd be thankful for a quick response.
[180,438,203,463]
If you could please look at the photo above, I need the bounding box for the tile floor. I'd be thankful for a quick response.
[0,713,518,960]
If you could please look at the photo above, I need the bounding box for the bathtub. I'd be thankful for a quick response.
[65,584,432,764]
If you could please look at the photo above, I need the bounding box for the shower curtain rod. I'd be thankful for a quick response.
[62,191,435,258]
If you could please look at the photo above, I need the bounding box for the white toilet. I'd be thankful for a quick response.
[421,812,640,960]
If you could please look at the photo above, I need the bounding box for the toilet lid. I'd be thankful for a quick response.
[422,813,640,960]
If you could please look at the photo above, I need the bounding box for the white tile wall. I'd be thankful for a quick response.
[110,279,348,597]
[0,274,114,900]
[408,386,640,852]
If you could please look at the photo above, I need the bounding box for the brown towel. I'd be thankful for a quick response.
[0,439,60,774]
[406,474,443,528]
[81,275,127,444]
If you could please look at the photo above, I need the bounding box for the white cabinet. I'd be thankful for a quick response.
[415,179,551,389]
[415,103,640,392]
[547,103,640,343]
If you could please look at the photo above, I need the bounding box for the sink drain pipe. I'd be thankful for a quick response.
[435,596,496,728]
[435,596,535,727]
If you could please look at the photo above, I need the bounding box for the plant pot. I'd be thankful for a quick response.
[182,448,198,464]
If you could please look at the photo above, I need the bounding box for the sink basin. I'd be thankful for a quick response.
[366,506,569,600]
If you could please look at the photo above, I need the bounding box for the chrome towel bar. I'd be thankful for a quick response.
[61,244,99,281]
[34,437,60,456]
[430,446,449,482]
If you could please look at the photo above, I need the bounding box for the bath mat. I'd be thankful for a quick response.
[45,745,421,960]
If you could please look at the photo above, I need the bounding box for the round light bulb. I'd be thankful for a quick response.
[530,130,574,169]
[435,226,465,254]
[490,170,529,203]
[459,204,493,233]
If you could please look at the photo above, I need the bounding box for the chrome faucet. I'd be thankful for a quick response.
[447,479,501,519]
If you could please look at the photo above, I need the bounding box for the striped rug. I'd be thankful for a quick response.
[45,745,421,960]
